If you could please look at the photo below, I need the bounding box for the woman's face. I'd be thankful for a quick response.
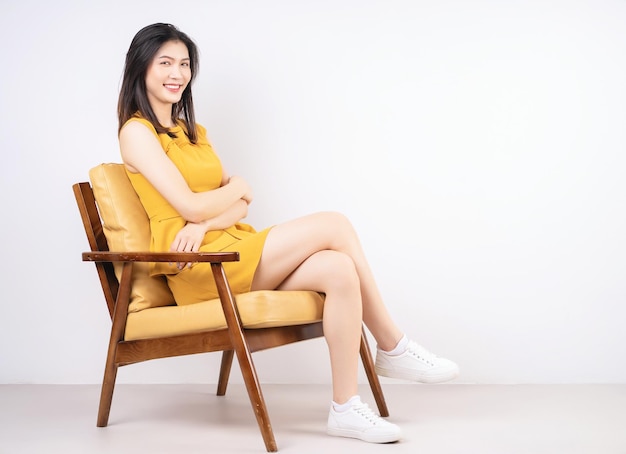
[145,40,191,113]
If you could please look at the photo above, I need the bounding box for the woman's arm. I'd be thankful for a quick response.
[221,170,253,204]
[197,198,249,232]
[169,199,249,268]
[119,121,252,223]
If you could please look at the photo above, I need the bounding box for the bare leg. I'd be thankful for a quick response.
[270,249,363,403]
[251,211,404,402]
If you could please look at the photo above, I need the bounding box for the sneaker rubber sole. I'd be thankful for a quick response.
[327,426,401,443]
[375,364,459,384]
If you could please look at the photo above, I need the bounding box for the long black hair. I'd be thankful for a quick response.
[117,23,200,142]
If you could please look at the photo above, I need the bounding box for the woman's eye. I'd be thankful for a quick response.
[160,61,170,65]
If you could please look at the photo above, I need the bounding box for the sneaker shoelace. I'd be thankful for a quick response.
[352,402,385,425]
[406,341,438,366]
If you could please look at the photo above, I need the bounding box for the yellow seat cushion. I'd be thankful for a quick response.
[125,290,324,341]
[89,163,324,340]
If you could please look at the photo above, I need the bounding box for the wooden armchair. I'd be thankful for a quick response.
[73,163,388,452]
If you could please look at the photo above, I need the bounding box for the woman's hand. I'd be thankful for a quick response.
[170,221,209,269]
[168,200,249,270]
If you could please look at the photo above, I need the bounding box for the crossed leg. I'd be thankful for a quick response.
[250,211,404,403]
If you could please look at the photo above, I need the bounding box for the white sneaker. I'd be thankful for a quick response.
[327,399,402,443]
[375,340,459,383]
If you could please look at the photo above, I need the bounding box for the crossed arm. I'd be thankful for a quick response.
[119,120,252,260]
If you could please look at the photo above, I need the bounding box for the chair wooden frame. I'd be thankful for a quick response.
[73,180,389,452]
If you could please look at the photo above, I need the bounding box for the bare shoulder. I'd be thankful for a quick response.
[119,120,163,172]
[120,118,157,142]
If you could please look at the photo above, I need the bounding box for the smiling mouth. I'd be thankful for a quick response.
[164,84,182,90]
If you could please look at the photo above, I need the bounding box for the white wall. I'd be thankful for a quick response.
[1,0,625,385]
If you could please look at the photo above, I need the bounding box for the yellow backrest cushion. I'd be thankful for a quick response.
[89,163,176,312]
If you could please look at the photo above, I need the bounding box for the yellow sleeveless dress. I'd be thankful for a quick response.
[124,117,272,305]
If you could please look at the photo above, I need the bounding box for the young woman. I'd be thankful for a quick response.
[118,23,459,444]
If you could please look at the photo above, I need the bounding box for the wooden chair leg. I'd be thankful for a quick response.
[212,263,278,452]
[217,350,234,396]
[97,262,132,427]
[359,327,389,417]
[97,364,118,426]
[236,341,277,452]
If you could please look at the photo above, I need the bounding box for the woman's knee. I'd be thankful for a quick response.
[316,250,360,292]
[317,211,353,229]
[313,211,357,246]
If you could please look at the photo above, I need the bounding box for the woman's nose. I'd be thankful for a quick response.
[169,65,182,79]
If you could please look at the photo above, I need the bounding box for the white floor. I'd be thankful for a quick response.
[1,384,625,454]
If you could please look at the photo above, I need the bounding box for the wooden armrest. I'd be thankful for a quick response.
[82,251,240,263]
